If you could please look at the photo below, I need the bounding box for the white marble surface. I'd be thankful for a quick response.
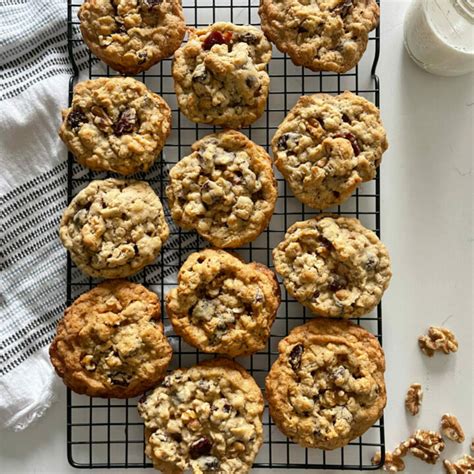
[1,1,472,473]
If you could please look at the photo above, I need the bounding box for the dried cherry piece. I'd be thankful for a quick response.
[114,108,137,136]
[137,51,147,64]
[319,237,333,251]
[67,109,87,131]
[203,31,233,50]
[277,132,300,150]
[289,344,304,371]
[328,274,348,292]
[143,0,163,7]
[189,437,212,459]
[335,0,353,17]
[334,132,361,156]
[239,32,258,45]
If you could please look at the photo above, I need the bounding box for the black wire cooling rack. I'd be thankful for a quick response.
[65,0,385,470]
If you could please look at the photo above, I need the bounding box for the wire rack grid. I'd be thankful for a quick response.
[65,0,385,470]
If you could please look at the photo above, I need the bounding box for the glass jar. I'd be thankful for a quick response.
[404,0,474,76]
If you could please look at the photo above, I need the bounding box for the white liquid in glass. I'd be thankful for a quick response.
[404,0,474,76]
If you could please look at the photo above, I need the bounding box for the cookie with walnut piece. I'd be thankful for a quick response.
[78,0,186,74]
[59,178,169,278]
[138,359,264,474]
[166,130,277,248]
[60,77,171,175]
[49,280,172,398]
[173,22,272,128]
[271,91,388,210]
[273,214,392,318]
[259,0,380,73]
[166,248,280,357]
[266,318,386,449]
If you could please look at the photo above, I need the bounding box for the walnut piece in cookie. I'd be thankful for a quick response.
[49,280,172,398]
[173,23,272,128]
[441,414,465,443]
[272,214,392,318]
[137,359,264,474]
[60,77,171,176]
[59,178,169,278]
[259,0,380,73]
[266,318,387,449]
[166,130,278,247]
[405,383,423,416]
[443,455,474,474]
[418,326,459,356]
[166,249,280,357]
[78,0,186,74]
[271,92,388,210]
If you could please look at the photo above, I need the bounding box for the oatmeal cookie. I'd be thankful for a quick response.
[49,280,172,398]
[266,318,386,449]
[166,130,277,247]
[59,178,169,278]
[59,77,171,175]
[138,358,264,474]
[166,249,280,357]
[272,214,391,317]
[272,92,388,210]
[78,0,186,74]
[259,0,380,73]
[172,23,272,128]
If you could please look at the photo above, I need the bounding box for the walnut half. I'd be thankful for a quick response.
[410,429,445,464]
[441,414,465,443]
[418,326,458,357]
[443,454,474,474]
[405,383,423,416]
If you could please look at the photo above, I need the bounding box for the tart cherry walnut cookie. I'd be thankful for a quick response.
[166,130,278,248]
[259,0,380,73]
[78,0,186,74]
[273,214,391,318]
[172,22,272,128]
[272,91,388,210]
[266,318,386,450]
[166,249,280,357]
[138,359,264,474]
[49,280,172,398]
[59,77,171,176]
[59,178,169,279]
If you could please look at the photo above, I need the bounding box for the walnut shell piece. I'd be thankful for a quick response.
[443,455,474,474]
[418,326,458,357]
[405,383,423,416]
[409,429,445,464]
[440,414,465,443]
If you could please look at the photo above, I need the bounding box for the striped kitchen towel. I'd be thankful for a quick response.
[0,0,192,430]
[0,0,91,430]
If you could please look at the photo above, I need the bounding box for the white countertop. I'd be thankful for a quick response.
[1,1,472,473]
